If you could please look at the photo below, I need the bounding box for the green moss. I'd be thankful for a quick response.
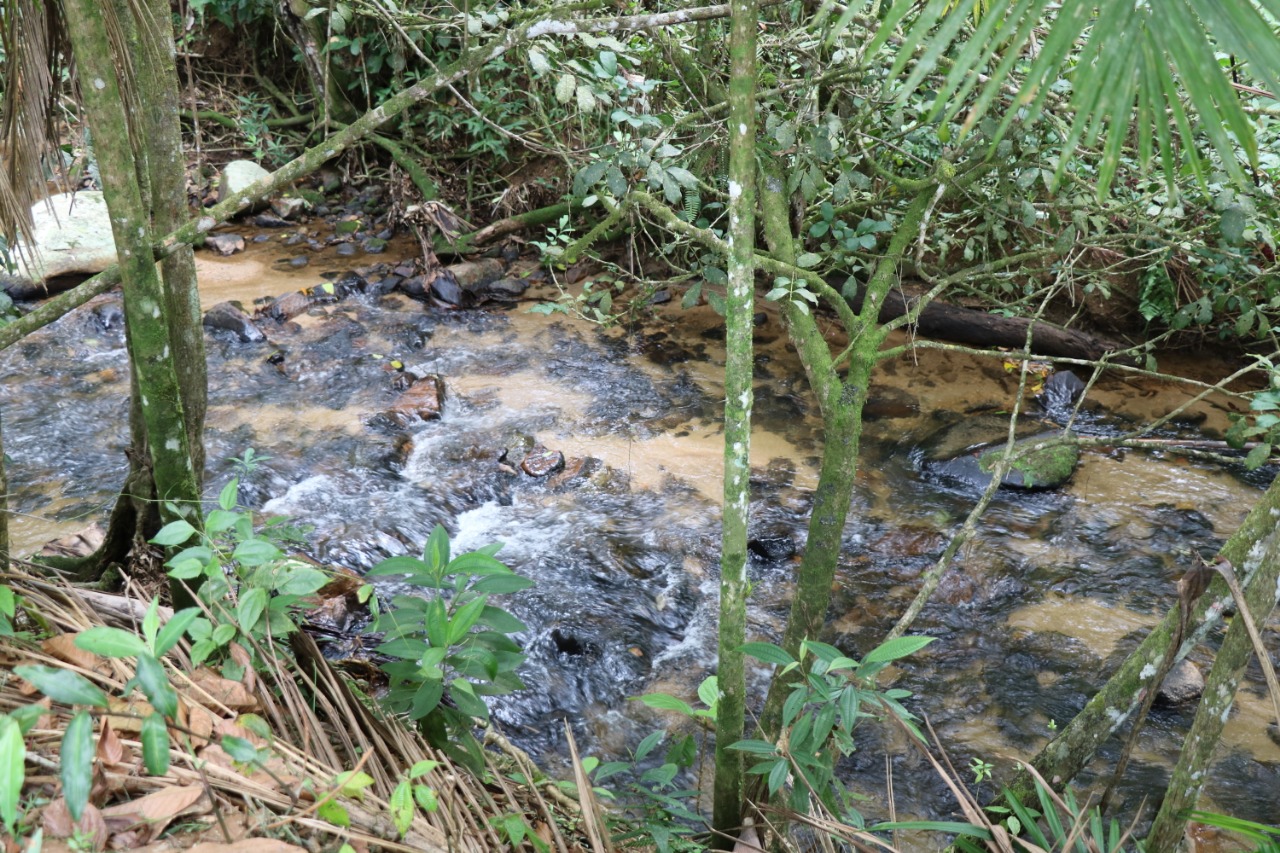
[979,439,1079,489]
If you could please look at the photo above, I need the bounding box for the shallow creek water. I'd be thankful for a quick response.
[2,238,1277,836]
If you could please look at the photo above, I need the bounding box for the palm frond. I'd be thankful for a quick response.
[0,0,68,257]
[838,1,1280,194]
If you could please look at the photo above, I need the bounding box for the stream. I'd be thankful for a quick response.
[2,235,1277,839]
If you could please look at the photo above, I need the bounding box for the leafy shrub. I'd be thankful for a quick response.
[365,524,532,771]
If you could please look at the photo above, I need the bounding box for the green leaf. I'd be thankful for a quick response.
[425,525,451,570]
[555,72,577,104]
[232,538,280,566]
[334,770,375,798]
[729,739,779,755]
[471,574,534,595]
[1244,442,1272,470]
[767,758,789,794]
[796,252,822,269]
[135,654,178,719]
[635,693,694,716]
[14,665,109,707]
[237,587,269,632]
[221,735,263,765]
[696,676,719,710]
[205,509,240,534]
[739,642,796,666]
[447,552,510,576]
[390,779,415,836]
[152,519,196,546]
[61,711,93,821]
[368,555,430,577]
[167,558,205,580]
[318,799,351,828]
[1220,205,1247,245]
[862,636,936,664]
[154,608,201,657]
[141,712,170,775]
[218,478,239,511]
[75,626,148,659]
[275,565,328,596]
[447,597,487,644]
[0,716,23,834]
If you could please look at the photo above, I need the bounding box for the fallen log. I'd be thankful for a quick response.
[842,278,1129,362]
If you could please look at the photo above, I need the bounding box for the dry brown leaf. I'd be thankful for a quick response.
[227,644,258,694]
[189,668,259,712]
[42,799,108,850]
[42,633,105,673]
[188,841,309,853]
[185,702,217,748]
[97,719,125,766]
[106,695,154,734]
[102,785,208,844]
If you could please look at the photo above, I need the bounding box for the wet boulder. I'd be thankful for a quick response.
[548,456,600,490]
[265,291,312,322]
[386,375,445,425]
[483,277,531,302]
[1038,369,1087,420]
[0,191,117,298]
[521,445,566,477]
[203,302,265,343]
[1158,659,1204,705]
[923,413,1079,490]
[748,534,796,562]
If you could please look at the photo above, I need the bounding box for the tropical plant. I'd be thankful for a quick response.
[364,524,532,771]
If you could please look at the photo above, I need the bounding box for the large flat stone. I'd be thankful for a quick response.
[1,192,118,298]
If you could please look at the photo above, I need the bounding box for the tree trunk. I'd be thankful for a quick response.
[1145,533,1280,850]
[711,0,758,842]
[1016,472,1280,799]
[842,278,1127,361]
[60,0,203,593]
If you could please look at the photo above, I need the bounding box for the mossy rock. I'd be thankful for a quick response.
[977,435,1079,490]
[927,427,1079,491]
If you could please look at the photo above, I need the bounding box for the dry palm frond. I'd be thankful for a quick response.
[0,0,68,256]
[1,569,589,851]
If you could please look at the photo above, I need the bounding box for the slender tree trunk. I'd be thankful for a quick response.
[1014,472,1280,799]
[755,179,936,738]
[711,0,758,841]
[60,0,203,573]
[134,0,206,486]
[1145,533,1280,850]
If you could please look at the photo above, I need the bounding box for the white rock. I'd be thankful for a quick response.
[1,191,118,298]
[218,159,271,204]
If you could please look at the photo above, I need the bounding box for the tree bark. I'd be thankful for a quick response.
[711,0,758,841]
[1016,472,1280,799]
[841,277,1126,361]
[60,0,202,554]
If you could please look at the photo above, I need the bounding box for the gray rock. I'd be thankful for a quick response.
[0,192,117,298]
[484,277,531,301]
[203,302,265,343]
[204,233,245,256]
[1158,659,1204,705]
[218,160,271,206]
[271,196,307,221]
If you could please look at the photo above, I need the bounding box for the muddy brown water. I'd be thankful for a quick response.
[1,236,1276,843]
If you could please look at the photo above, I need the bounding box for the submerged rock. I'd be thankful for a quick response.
[386,375,445,425]
[1039,370,1087,420]
[203,302,265,343]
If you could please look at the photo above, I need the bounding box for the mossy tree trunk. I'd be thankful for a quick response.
[61,0,203,600]
[710,0,757,841]
[755,172,937,737]
[1014,472,1280,803]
